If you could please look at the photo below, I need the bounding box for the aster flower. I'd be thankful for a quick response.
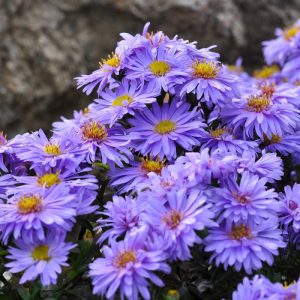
[75,51,122,95]
[96,195,145,245]
[0,183,76,243]
[14,130,84,170]
[128,101,205,159]
[279,184,300,232]
[281,53,300,83]
[205,218,285,274]
[213,171,279,223]
[263,21,300,65]
[126,42,188,93]
[199,126,259,155]
[5,230,75,286]
[55,120,132,167]
[89,227,171,300]
[180,60,241,107]
[222,93,300,139]
[90,79,159,126]
[143,188,215,260]
[109,156,166,193]
[237,150,283,183]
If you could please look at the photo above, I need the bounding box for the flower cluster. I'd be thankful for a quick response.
[2,21,300,300]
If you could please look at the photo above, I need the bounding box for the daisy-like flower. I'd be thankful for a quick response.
[96,195,145,245]
[180,60,241,107]
[205,218,285,274]
[0,183,76,243]
[279,183,300,232]
[109,156,166,193]
[144,188,215,260]
[262,131,300,156]
[75,51,122,95]
[237,151,283,183]
[199,126,259,155]
[56,120,133,167]
[126,42,188,93]
[281,52,300,83]
[5,230,75,286]
[222,93,300,139]
[263,20,300,65]
[89,227,171,300]
[128,101,205,159]
[14,130,84,170]
[90,79,159,126]
[213,171,278,223]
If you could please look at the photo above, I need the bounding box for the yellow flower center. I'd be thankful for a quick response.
[284,26,300,40]
[141,157,165,174]
[18,195,42,214]
[253,65,279,79]
[149,60,170,77]
[263,134,282,145]
[112,94,133,107]
[0,131,7,146]
[114,250,136,269]
[192,60,219,79]
[81,121,108,141]
[155,120,176,134]
[37,172,61,188]
[210,128,227,138]
[231,224,252,240]
[163,210,182,229]
[99,53,120,69]
[32,245,50,261]
[44,144,61,156]
[232,192,249,204]
[247,95,270,112]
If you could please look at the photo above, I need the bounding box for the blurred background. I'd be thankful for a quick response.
[1,0,300,136]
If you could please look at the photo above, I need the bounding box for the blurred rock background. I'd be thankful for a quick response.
[0,0,300,136]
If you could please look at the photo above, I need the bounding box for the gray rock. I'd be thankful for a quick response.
[0,0,299,136]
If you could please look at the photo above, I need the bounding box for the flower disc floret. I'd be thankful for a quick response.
[18,195,42,214]
[149,60,170,77]
[155,120,177,134]
[113,250,136,269]
[81,121,108,141]
[37,172,61,188]
[111,94,133,107]
[44,144,61,156]
[192,60,219,78]
[247,95,270,112]
[32,245,50,261]
[230,224,252,240]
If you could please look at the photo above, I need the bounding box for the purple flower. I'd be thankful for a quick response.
[205,218,285,274]
[126,42,188,93]
[5,230,75,286]
[54,120,133,167]
[75,51,123,95]
[199,126,259,155]
[89,227,170,300]
[222,93,300,139]
[143,188,215,260]
[213,171,278,223]
[0,183,76,243]
[180,60,241,107]
[96,195,145,244]
[128,101,205,159]
[279,184,300,232]
[282,53,300,83]
[91,79,159,126]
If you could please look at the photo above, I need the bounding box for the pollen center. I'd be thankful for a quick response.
[99,53,120,69]
[232,192,249,204]
[284,26,300,40]
[230,224,252,240]
[141,157,165,174]
[263,134,282,145]
[32,245,50,261]
[37,172,61,188]
[18,195,42,214]
[114,250,136,269]
[192,60,219,79]
[247,95,270,112]
[261,83,276,98]
[210,128,227,138]
[149,60,170,77]
[253,65,279,79]
[112,94,133,107]
[81,121,108,141]
[163,210,182,229]
[155,120,176,134]
[44,144,61,156]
